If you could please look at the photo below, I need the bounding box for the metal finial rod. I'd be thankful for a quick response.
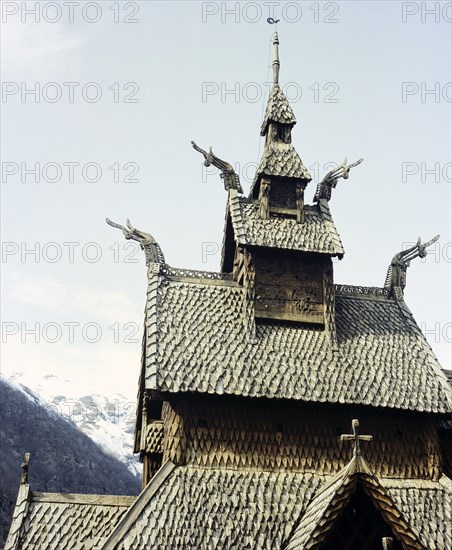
[272,32,280,85]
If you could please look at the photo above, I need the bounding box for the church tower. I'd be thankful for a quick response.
[222,33,344,332]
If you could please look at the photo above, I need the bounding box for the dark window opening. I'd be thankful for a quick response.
[323,485,403,550]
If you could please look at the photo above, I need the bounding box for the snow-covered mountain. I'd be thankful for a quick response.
[4,372,141,478]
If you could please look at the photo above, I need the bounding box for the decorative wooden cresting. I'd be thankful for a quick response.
[384,235,439,300]
[106,218,165,265]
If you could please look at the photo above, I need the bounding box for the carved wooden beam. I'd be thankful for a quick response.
[243,249,257,343]
[296,182,305,223]
[258,178,271,219]
[21,452,30,485]
[233,246,246,285]
[384,234,439,300]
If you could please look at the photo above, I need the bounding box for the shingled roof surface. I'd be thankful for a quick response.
[260,83,297,134]
[254,141,311,182]
[381,477,452,550]
[5,490,135,550]
[143,269,452,414]
[104,466,323,549]
[101,465,452,550]
[228,192,344,255]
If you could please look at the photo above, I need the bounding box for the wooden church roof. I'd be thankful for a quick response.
[7,446,452,549]
[260,82,297,135]
[141,265,452,415]
[253,141,311,183]
[90,463,452,549]
[284,440,424,550]
[225,190,344,255]
[5,484,134,550]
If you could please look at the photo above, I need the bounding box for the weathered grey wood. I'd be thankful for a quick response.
[254,250,325,324]
[296,182,305,223]
[4,484,30,550]
[101,460,175,550]
[32,493,136,506]
[259,178,271,219]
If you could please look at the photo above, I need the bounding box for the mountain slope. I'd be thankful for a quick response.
[0,378,141,549]
[6,371,141,478]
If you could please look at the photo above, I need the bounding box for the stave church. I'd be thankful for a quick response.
[6,32,452,550]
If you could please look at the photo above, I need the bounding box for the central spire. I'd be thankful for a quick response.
[259,33,296,139]
[250,33,311,222]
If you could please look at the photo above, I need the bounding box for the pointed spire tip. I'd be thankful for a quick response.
[272,31,280,85]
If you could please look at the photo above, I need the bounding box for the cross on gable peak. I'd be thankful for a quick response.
[340,419,373,457]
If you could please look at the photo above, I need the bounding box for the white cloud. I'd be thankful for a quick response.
[5,274,141,323]
[1,19,88,78]
[2,271,142,398]
[1,336,139,399]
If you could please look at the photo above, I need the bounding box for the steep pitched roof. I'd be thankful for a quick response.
[102,460,175,549]
[142,266,452,414]
[227,191,344,255]
[382,476,452,550]
[8,465,451,549]
[5,487,134,550]
[101,466,324,549]
[254,142,311,182]
[285,454,423,550]
[95,461,451,550]
[5,485,30,550]
[260,83,297,135]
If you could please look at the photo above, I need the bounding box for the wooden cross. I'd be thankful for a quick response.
[340,419,372,457]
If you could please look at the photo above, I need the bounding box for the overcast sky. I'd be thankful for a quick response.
[1,1,451,405]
